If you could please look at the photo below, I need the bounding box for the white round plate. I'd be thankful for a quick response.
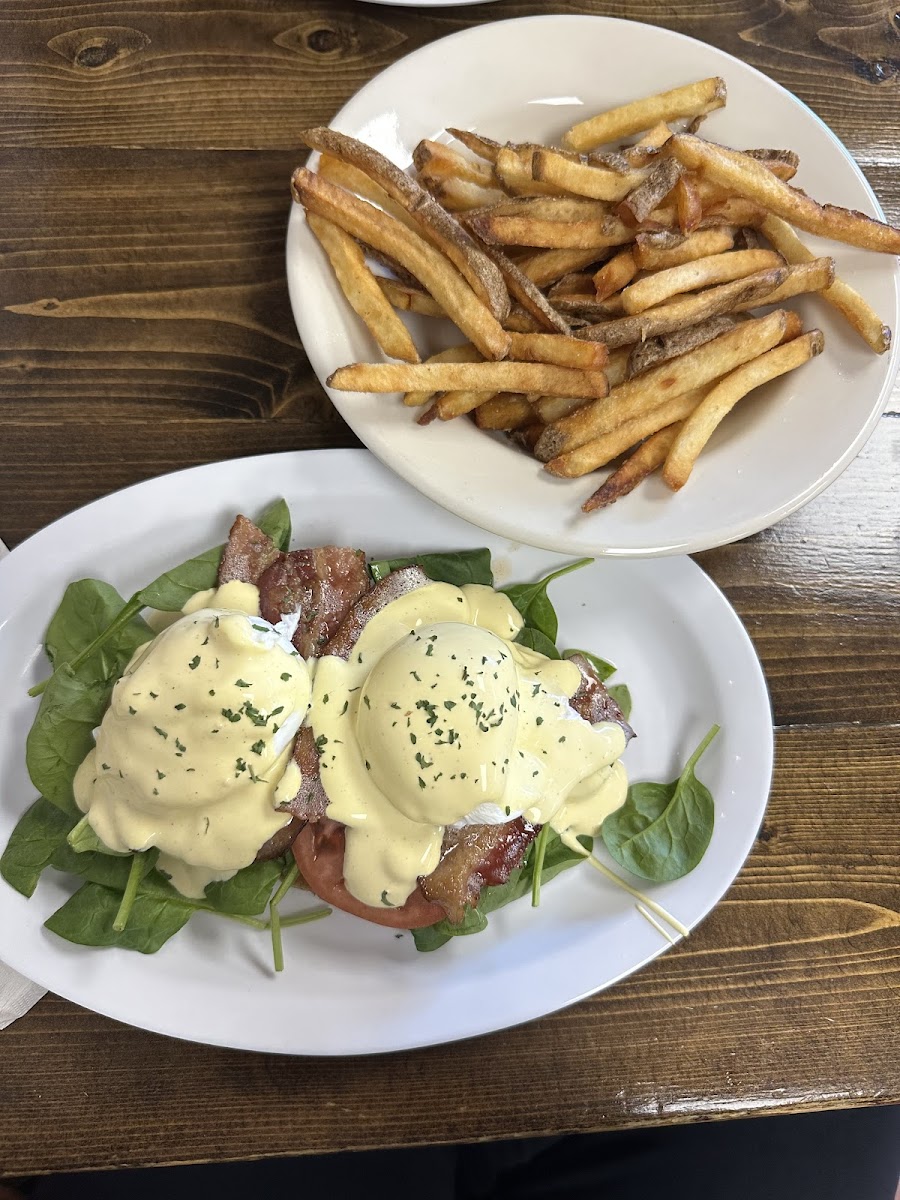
[0,450,773,1055]
[287,15,900,558]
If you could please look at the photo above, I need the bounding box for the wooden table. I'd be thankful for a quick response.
[1,0,898,1178]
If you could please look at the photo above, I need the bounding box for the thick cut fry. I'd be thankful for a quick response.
[532,150,646,201]
[377,277,445,318]
[622,122,674,166]
[617,159,683,225]
[551,271,600,297]
[670,133,900,252]
[317,155,416,229]
[402,344,482,407]
[551,294,624,319]
[628,314,739,377]
[494,146,567,197]
[633,227,735,270]
[508,331,608,369]
[413,139,498,187]
[760,215,891,353]
[503,307,543,333]
[730,257,835,311]
[697,198,767,230]
[469,211,633,250]
[583,423,685,511]
[301,129,510,321]
[575,266,789,347]
[307,214,420,363]
[479,244,571,334]
[593,248,638,300]
[546,389,707,477]
[511,422,546,452]
[663,330,825,489]
[467,195,613,222]
[563,78,727,152]
[520,248,609,288]
[535,309,789,461]
[674,175,703,233]
[620,249,783,314]
[474,394,535,430]
[532,348,632,423]
[744,148,799,181]
[446,128,502,164]
[433,388,498,419]
[293,170,510,360]
[422,175,508,212]
[329,360,609,400]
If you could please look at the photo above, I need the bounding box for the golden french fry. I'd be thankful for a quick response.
[535,309,789,461]
[377,277,445,318]
[520,248,610,288]
[617,159,683,225]
[760,215,891,353]
[413,139,498,188]
[627,314,740,377]
[582,423,685,511]
[317,155,415,228]
[468,211,633,250]
[670,133,900,252]
[697,197,767,230]
[301,129,510,321]
[576,266,789,348]
[503,307,543,333]
[329,360,609,400]
[545,388,707,477]
[403,344,482,406]
[633,227,735,270]
[593,248,638,300]
[531,348,633,424]
[622,122,674,166]
[551,271,601,297]
[494,146,566,197]
[730,257,835,311]
[307,214,420,364]
[662,330,825,489]
[620,248,784,314]
[293,170,510,360]
[531,149,646,201]
[433,388,498,419]
[563,78,727,152]
[466,195,614,222]
[422,174,508,212]
[479,244,571,334]
[744,148,799,181]
[674,175,703,233]
[446,128,503,164]
[511,422,546,452]
[474,393,535,430]
[551,294,626,318]
[508,331,608,369]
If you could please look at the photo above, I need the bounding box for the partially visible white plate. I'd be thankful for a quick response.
[0,450,773,1054]
[287,15,900,557]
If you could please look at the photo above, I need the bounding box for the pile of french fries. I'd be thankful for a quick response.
[291,77,897,513]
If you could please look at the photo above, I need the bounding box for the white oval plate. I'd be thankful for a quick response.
[287,14,899,558]
[0,450,772,1055]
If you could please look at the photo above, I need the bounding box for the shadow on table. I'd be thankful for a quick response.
[12,1104,900,1200]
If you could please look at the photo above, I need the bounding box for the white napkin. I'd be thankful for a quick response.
[0,534,48,1028]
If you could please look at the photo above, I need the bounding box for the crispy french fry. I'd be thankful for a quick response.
[359,243,422,288]
[551,271,601,297]
[532,150,646,201]
[633,227,735,270]
[520,248,609,288]
[403,344,482,407]
[511,422,546,452]
[627,314,739,377]
[293,170,510,360]
[469,211,633,250]
[670,133,900,252]
[563,78,727,152]
[413,139,498,188]
[617,159,683,225]
[760,214,891,352]
[730,257,835,311]
[582,423,685,511]
[377,277,445,318]
[479,244,571,334]
[593,248,638,300]
[433,388,498,419]
[546,388,707,477]
[467,195,614,222]
[508,331,608,369]
[744,148,799,181]
[620,249,784,314]
[697,197,767,230]
[531,346,632,423]
[535,308,789,460]
[446,128,503,164]
[422,174,508,212]
[622,122,674,166]
[674,175,703,233]
[307,214,420,363]
[662,330,825,489]
[495,146,567,197]
[301,129,510,321]
[576,266,789,347]
[329,360,609,400]
[317,155,415,228]
[551,294,625,318]
[503,307,543,333]
[474,393,535,430]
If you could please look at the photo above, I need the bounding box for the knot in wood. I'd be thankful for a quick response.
[307,27,341,54]
[75,38,118,69]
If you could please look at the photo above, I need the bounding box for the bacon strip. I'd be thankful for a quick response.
[218,515,281,585]
[568,652,635,741]
[258,546,370,658]
[420,818,537,925]
[321,565,430,660]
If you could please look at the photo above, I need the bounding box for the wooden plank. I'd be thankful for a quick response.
[1,724,896,1176]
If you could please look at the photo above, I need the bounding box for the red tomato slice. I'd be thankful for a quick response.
[292,820,445,929]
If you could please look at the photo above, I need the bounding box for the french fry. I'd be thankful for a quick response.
[403,344,482,407]
[520,248,609,288]
[359,243,422,288]
[760,214,891,353]
[328,360,610,400]
[620,248,784,314]
[662,330,825,489]
[532,347,632,425]
[551,271,601,297]
[744,148,799,181]
[627,314,740,377]
[546,388,707,477]
[575,265,789,347]
[508,331,608,369]
[730,257,835,311]
[617,159,683,225]
[503,307,543,333]
[582,423,685,511]
[532,149,646,201]
[466,195,614,222]
[292,169,510,360]
[511,422,547,452]
[633,227,735,270]
[563,78,727,152]
[301,129,510,321]
[377,277,445,318]
[446,128,502,164]
[622,122,674,166]
[674,175,703,233]
[535,308,789,461]
[696,197,767,230]
[413,139,498,188]
[670,133,900,252]
[307,214,420,363]
[551,294,624,318]
[474,393,535,430]
[495,146,567,197]
[317,155,415,228]
[592,248,638,300]
[422,175,508,212]
[433,388,498,419]
[469,211,633,250]
[479,244,572,334]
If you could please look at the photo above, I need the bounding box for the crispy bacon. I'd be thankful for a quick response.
[255,817,305,862]
[420,818,537,925]
[257,546,370,658]
[322,565,430,660]
[218,515,281,586]
[568,652,635,741]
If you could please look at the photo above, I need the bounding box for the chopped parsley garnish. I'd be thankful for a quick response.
[174,703,186,711]
[250,740,265,756]
[235,679,251,688]
[188,656,200,671]
[221,708,241,723]
[128,706,137,716]
[156,770,166,780]
[280,673,292,681]
[418,776,426,790]
[153,726,168,740]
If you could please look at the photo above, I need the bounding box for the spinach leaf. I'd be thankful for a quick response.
[515,627,561,660]
[369,548,494,588]
[45,580,153,682]
[66,814,127,856]
[602,725,718,882]
[502,557,592,642]
[563,647,616,682]
[203,859,284,916]
[607,684,632,722]
[44,882,192,953]
[136,545,223,613]
[0,798,74,898]
[50,843,157,891]
[254,498,292,553]
[25,667,111,816]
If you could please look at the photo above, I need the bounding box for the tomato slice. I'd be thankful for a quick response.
[292,820,445,929]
